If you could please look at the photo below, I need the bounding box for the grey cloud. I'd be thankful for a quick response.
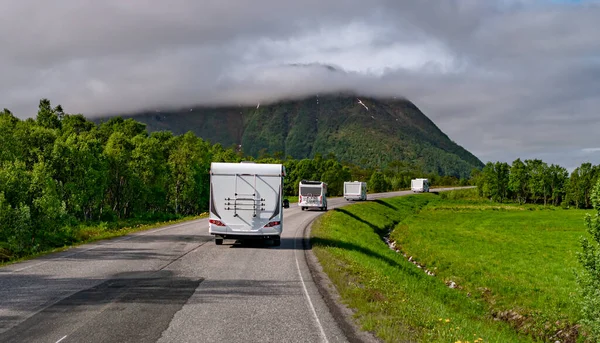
[1,0,600,169]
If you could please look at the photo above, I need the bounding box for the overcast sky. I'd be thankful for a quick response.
[1,0,599,170]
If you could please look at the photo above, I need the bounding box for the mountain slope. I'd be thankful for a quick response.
[97,93,483,178]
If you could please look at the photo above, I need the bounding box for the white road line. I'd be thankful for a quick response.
[294,217,329,343]
[55,335,67,343]
[10,219,205,273]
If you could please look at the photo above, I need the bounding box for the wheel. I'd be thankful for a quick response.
[215,238,223,245]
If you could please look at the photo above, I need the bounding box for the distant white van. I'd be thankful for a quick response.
[209,162,286,246]
[411,178,430,193]
[344,181,367,201]
[298,180,328,211]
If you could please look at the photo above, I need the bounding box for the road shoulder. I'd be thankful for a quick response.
[302,219,382,343]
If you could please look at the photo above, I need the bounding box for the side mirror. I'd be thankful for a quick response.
[283,199,290,208]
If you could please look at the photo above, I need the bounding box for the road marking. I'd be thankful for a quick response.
[10,219,206,273]
[56,335,67,343]
[294,217,329,343]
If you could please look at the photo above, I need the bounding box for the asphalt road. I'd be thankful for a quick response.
[0,188,462,343]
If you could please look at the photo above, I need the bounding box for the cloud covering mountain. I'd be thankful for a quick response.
[1,0,599,169]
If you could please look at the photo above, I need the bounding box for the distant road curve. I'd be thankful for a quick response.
[0,187,468,343]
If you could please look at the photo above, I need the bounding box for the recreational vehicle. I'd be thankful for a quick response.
[298,180,328,211]
[209,162,286,246]
[411,178,430,193]
[344,181,367,201]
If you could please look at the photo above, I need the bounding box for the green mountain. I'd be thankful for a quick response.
[96,93,483,178]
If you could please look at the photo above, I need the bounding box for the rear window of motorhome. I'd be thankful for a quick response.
[300,186,322,196]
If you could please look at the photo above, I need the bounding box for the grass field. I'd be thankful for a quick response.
[310,191,592,342]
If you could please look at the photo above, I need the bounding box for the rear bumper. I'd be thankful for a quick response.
[211,233,280,240]
[299,202,324,207]
[209,224,282,236]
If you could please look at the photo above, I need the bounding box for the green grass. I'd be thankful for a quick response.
[311,194,535,343]
[0,213,207,267]
[391,198,592,341]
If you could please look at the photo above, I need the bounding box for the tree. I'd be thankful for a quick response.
[470,168,484,197]
[369,171,389,193]
[167,132,210,215]
[51,132,107,220]
[28,160,67,245]
[548,164,568,206]
[103,131,133,218]
[568,168,582,208]
[0,110,20,163]
[481,162,497,201]
[495,161,510,203]
[129,134,169,214]
[576,178,600,340]
[36,99,61,130]
[509,158,529,204]
[567,163,599,209]
[525,159,548,204]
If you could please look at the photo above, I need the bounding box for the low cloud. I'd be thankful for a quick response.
[1,0,600,168]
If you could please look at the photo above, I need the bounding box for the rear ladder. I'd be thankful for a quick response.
[223,173,265,218]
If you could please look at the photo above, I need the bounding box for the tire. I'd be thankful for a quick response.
[215,238,223,245]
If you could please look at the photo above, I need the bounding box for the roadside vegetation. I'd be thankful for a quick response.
[0,99,465,263]
[472,159,599,209]
[311,189,595,342]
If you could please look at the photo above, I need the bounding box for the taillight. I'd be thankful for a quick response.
[264,221,281,227]
[209,219,226,226]
[299,196,302,202]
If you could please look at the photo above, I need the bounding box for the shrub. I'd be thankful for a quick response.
[576,178,600,340]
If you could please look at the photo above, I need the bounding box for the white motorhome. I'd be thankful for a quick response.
[344,181,367,201]
[298,180,328,211]
[411,178,430,193]
[209,162,286,246]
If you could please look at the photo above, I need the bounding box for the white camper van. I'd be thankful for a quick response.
[209,162,286,246]
[344,181,367,201]
[298,180,328,211]
[411,178,430,193]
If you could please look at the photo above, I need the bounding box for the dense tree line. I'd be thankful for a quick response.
[471,159,600,208]
[0,99,465,260]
